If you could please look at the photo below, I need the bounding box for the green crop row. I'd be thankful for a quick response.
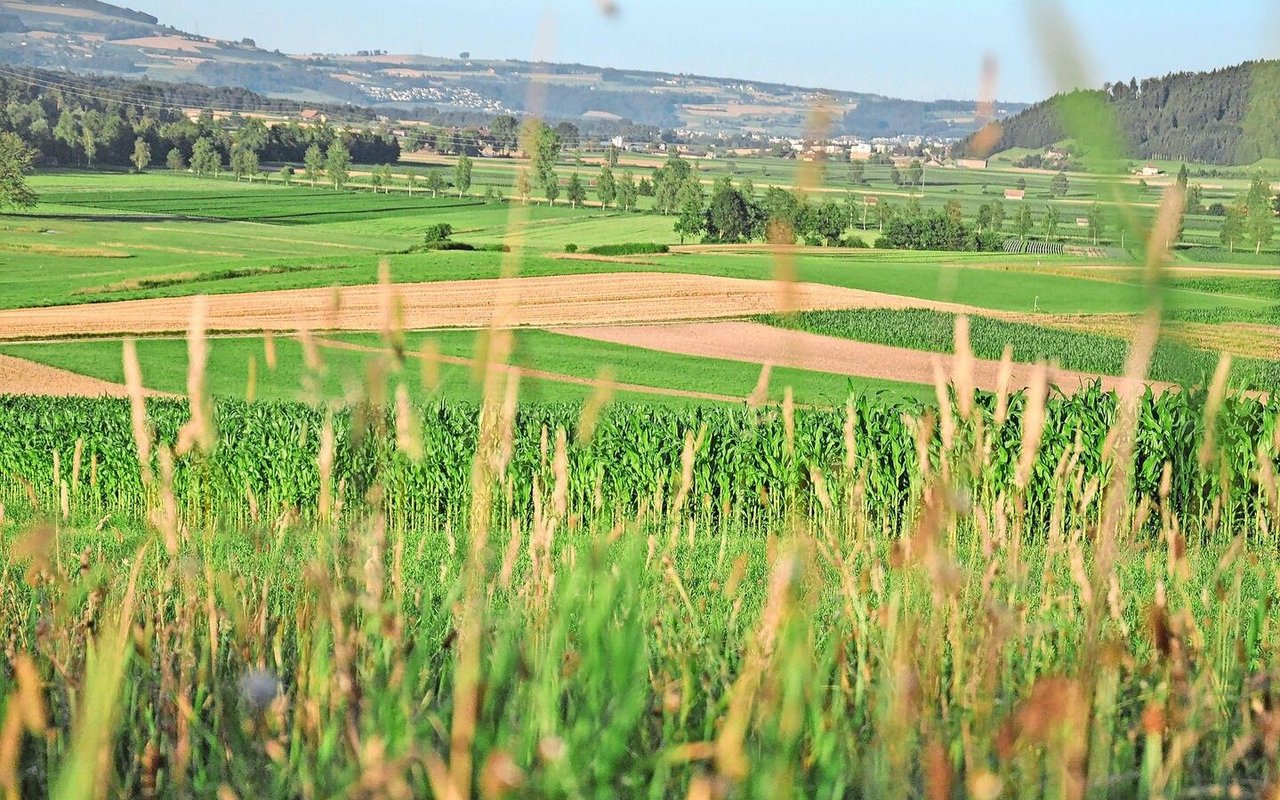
[760,308,1280,390]
[1164,277,1280,300]
[1,387,1277,536]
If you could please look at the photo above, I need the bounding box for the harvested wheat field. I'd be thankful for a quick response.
[0,353,142,397]
[0,273,973,339]
[558,321,1165,394]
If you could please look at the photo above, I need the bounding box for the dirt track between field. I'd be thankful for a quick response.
[0,273,976,340]
[0,353,147,397]
[557,321,1166,394]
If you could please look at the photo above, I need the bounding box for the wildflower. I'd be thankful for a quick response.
[238,669,281,713]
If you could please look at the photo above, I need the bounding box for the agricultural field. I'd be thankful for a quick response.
[2,160,1280,798]
[2,170,1277,404]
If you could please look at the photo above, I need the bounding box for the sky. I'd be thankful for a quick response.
[150,0,1280,103]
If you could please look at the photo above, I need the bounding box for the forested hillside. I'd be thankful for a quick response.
[0,68,399,169]
[962,61,1280,165]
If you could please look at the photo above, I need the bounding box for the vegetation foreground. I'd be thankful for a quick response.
[0,328,1278,800]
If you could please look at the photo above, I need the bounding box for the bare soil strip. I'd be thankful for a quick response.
[312,336,745,404]
[0,353,150,398]
[557,321,1167,394]
[0,273,974,340]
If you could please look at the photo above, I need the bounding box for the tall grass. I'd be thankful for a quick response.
[0,313,1276,797]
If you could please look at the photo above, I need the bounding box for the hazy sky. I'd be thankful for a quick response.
[150,0,1280,102]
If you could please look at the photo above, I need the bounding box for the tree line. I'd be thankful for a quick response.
[501,151,1107,252]
[1215,173,1276,254]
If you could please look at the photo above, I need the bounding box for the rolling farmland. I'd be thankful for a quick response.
[1,138,1280,798]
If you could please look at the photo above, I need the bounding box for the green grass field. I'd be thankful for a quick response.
[0,329,934,407]
[1,170,1275,404]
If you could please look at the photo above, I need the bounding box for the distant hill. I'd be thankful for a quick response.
[961,61,1280,166]
[0,0,1027,138]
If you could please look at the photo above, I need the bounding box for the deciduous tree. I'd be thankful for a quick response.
[906,159,923,187]
[653,155,693,215]
[1016,206,1035,241]
[990,201,1005,232]
[566,172,587,208]
[674,187,704,244]
[1050,170,1069,196]
[1042,205,1061,240]
[491,114,518,152]
[616,171,637,211]
[425,170,446,198]
[304,144,325,186]
[131,138,151,173]
[813,202,846,246]
[514,169,532,204]
[1086,203,1105,244]
[1246,175,1274,254]
[524,121,562,204]
[976,202,993,232]
[1220,202,1246,252]
[0,132,37,209]
[326,141,351,189]
[597,165,616,208]
[455,154,473,197]
[704,183,755,243]
[190,137,220,177]
[231,145,259,181]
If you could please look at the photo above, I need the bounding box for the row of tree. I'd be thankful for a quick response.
[1217,175,1276,253]
[403,117,587,157]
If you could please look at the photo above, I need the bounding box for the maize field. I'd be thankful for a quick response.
[0,353,1279,798]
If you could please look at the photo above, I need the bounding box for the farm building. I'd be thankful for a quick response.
[956,158,988,169]
[1004,188,1025,200]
